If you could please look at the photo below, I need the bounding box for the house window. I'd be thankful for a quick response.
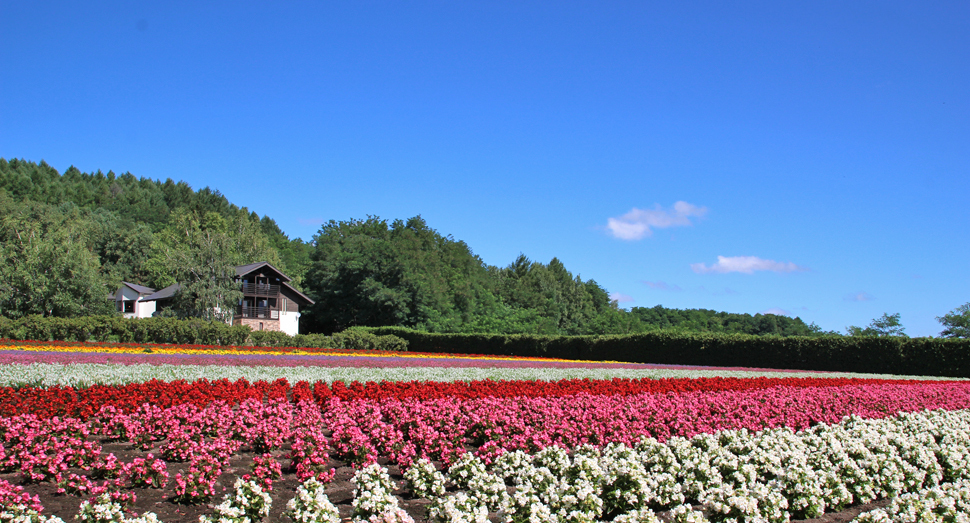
[123,301,135,313]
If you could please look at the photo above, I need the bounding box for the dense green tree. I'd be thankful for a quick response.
[303,216,494,333]
[628,305,822,336]
[846,312,907,337]
[938,303,970,339]
[0,195,114,318]
[147,209,280,321]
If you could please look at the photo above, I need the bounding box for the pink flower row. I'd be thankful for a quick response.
[322,381,970,467]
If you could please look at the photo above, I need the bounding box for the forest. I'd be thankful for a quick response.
[0,158,827,336]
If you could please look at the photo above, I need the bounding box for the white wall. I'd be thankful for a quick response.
[117,286,156,319]
[279,311,301,336]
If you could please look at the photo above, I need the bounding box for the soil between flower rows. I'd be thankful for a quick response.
[6,434,892,523]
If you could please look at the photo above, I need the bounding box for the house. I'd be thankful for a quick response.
[231,261,314,336]
[114,262,314,336]
[112,282,157,318]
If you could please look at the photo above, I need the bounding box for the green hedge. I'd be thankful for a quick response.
[2,316,967,377]
[362,326,970,378]
[0,316,407,352]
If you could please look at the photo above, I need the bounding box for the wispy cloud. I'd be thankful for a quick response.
[691,256,807,274]
[606,201,707,240]
[760,308,790,316]
[609,292,634,303]
[844,292,875,302]
[641,280,683,292]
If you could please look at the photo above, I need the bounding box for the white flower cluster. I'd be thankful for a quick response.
[853,479,970,523]
[75,494,160,523]
[403,458,447,500]
[398,409,970,523]
[0,504,67,523]
[199,479,272,523]
[351,464,413,523]
[284,477,341,523]
[426,453,509,523]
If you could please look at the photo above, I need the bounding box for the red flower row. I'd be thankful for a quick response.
[0,376,942,419]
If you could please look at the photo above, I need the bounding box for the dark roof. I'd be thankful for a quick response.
[235,262,291,282]
[122,282,156,295]
[281,282,315,305]
[142,283,181,302]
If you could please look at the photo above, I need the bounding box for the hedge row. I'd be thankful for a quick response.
[0,316,407,352]
[2,316,967,378]
[362,327,970,378]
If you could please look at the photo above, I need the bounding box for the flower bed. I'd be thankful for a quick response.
[0,376,946,419]
[2,341,969,522]
[1,389,969,522]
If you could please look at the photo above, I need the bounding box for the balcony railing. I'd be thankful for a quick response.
[236,306,280,319]
[240,283,280,296]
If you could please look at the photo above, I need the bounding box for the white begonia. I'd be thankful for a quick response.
[853,479,970,523]
[493,450,533,485]
[613,506,663,523]
[428,491,489,523]
[352,463,404,522]
[200,478,272,523]
[670,504,709,523]
[404,458,447,499]
[75,494,160,523]
[1,503,69,523]
[285,477,340,523]
[534,446,571,476]
[448,453,489,490]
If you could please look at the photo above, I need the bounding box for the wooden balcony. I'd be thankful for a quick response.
[236,305,280,319]
[240,283,280,297]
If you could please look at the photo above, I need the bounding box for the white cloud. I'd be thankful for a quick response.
[606,201,707,240]
[844,292,875,302]
[760,308,790,316]
[641,280,683,292]
[691,256,807,274]
[609,292,634,303]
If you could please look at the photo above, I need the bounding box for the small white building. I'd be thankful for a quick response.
[112,262,314,336]
[112,282,157,319]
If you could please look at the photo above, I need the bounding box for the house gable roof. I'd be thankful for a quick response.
[281,282,315,305]
[142,283,181,302]
[235,262,291,282]
[122,282,156,295]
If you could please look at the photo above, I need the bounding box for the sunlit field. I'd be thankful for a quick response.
[2,340,969,523]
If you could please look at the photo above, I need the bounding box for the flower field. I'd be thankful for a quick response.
[2,341,970,522]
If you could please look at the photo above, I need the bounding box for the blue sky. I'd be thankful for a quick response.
[2,1,967,336]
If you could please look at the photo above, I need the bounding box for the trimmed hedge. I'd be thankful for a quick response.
[0,316,407,352]
[2,316,967,377]
[362,327,970,378]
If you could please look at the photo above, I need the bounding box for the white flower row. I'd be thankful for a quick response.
[0,361,952,388]
[854,479,970,523]
[399,409,970,523]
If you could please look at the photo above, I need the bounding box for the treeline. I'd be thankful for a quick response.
[0,158,310,320]
[1,158,823,337]
[301,216,824,336]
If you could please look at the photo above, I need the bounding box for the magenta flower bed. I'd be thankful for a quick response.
[322,380,970,467]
